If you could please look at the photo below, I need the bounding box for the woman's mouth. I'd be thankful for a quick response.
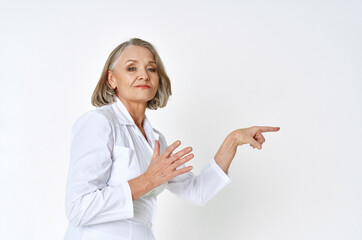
[135,85,150,89]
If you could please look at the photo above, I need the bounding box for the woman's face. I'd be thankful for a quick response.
[108,45,159,105]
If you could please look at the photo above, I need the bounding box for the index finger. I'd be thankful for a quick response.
[162,140,181,158]
[257,126,280,133]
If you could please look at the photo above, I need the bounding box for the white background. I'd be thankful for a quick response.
[0,0,361,239]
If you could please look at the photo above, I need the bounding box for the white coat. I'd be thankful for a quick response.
[64,95,232,240]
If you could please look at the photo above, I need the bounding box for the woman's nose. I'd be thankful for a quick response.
[138,68,149,80]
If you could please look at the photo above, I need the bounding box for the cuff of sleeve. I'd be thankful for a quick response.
[115,181,134,219]
[210,158,232,184]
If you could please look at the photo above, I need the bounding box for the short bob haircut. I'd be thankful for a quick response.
[91,38,172,110]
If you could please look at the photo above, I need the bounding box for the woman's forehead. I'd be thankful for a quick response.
[120,45,155,63]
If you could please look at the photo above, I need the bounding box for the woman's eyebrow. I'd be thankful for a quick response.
[125,59,156,64]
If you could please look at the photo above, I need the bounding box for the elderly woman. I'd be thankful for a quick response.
[64,38,280,240]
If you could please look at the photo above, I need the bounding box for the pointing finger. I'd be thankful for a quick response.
[257,126,280,133]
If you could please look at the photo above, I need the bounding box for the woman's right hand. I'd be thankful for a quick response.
[143,140,194,189]
[128,140,194,200]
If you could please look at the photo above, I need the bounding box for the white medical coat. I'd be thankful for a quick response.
[64,96,232,240]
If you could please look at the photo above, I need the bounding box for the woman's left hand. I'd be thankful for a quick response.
[214,126,280,173]
[230,126,280,150]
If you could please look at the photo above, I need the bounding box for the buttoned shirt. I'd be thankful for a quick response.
[64,95,232,240]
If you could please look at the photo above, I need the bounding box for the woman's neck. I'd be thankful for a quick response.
[116,94,147,129]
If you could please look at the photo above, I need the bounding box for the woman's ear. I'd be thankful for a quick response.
[107,70,116,89]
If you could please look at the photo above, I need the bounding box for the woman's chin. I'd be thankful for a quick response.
[129,97,153,104]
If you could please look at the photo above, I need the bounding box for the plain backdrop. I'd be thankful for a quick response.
[0,0,361,239]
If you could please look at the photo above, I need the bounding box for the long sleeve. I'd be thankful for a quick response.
[160,134,232,206]
[64,111,134,227]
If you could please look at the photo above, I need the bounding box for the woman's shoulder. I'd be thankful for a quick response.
[73,104,118,129]
[70,105,118,143]
[71,110,109,134]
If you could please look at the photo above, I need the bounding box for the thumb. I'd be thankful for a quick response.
[247,136,262,149]
[153,140,160,156]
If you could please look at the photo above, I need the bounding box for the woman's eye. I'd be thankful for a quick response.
[128,67,156,72]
